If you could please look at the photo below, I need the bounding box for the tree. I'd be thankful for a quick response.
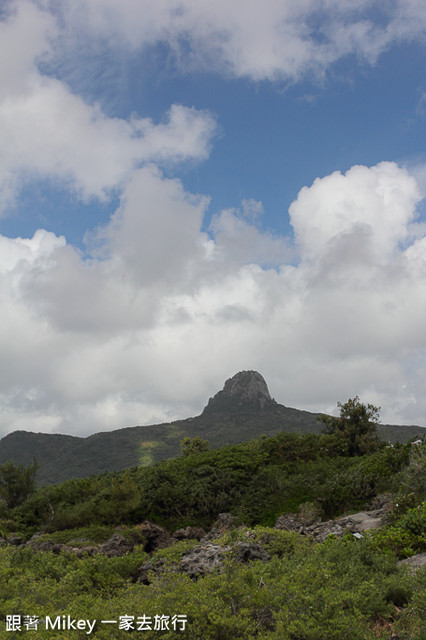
[0,459,39,508]
[180,437,210,457]
[319,397,381,457]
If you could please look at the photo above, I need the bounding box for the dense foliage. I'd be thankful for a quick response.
[0,416,424,639]
[319,396,381,456]
[0,459,38,509]
[8,432,415,534]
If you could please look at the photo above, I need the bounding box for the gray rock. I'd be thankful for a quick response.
[26,539,58,553]
[202,527,221,541]
[179,543,229,579]
[139,521,173,553]
[275,508,384,542]
[275,514,305,533]
[203,370,276,412]
[136,559,166,585]
[173,526,205,541]
[177,539,270,580]
[99,534,134,557]
[213,513,239,532]
[397,552,426,571]
[233,541,270,563]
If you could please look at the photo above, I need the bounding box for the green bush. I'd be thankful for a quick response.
[371,502,426,558]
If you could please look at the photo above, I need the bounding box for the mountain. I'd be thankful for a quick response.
[202,370,276,413]
[0,370,424,485]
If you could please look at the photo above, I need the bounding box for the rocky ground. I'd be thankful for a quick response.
[2,498,424,582]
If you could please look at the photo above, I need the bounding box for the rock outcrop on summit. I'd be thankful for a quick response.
[1,369,423,485]
[203,370,277,413]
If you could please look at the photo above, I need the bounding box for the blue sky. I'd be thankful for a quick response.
[4,38,426,245]
[1,0,426,437]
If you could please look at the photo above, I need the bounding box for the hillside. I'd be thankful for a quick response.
[0,371,424,485]
[0,426,424,640]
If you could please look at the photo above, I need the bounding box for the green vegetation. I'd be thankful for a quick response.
[0,399,424,639]
[319,396,381,456]
[180,436,210,457]
[138,441,160,467]
[0,459,38,509]
[1,394,423,487]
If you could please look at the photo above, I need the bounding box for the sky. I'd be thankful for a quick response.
[1,0,426,438]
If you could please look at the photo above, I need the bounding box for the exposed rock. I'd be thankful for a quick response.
[332,510,383,533]
[136,559,166,585]
[304,521,347,543]
[99,534,134,557]
[173,526,206,541]
[203,370,276,413]
[138,521,173,553]
[275,514,305,534]
[7,534,23,546]
[26,539,63,553]
[213,513,240,533]
[233,541,270,564]
[23,522,172,557]
[275,508,384,542]
[179,543,229,579]
[26,537,100,556]
[368,493,393,512]
[177,540,270,580]
[202,527,221,541]
[202,513,242,541]
[397,553,426,572]
[135,539,270,585]
[25,524,168,558]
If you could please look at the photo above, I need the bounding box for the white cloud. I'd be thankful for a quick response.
[208,205,293,269]
[0,77,216,208]
[0,2,217,212]
[0,0,53,100]
[57,0,426,82]
[1,162,426,436]
[1,2,426,438]
[289,162,421,263]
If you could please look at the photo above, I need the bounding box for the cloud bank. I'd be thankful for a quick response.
[1,1,426,437]
[1,161,426,435]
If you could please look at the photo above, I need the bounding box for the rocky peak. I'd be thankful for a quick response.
[203,371,275,414]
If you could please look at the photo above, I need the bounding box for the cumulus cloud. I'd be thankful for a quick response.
[0,78,216,207]
[0,0,53,100]
[209,205,293,269]
[0,2,217,211]
[1,1,426,437]
[289,162,421,263]
[1,161,426,436]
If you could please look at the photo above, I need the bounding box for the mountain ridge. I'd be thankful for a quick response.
[0,370,424,485]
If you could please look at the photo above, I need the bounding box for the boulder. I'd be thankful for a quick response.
[179,543,229,579]
[139,521,173,553]
[99,534,134,557]
[233,541,270,563]
[177,540,270,580]
[26,539,64,553]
